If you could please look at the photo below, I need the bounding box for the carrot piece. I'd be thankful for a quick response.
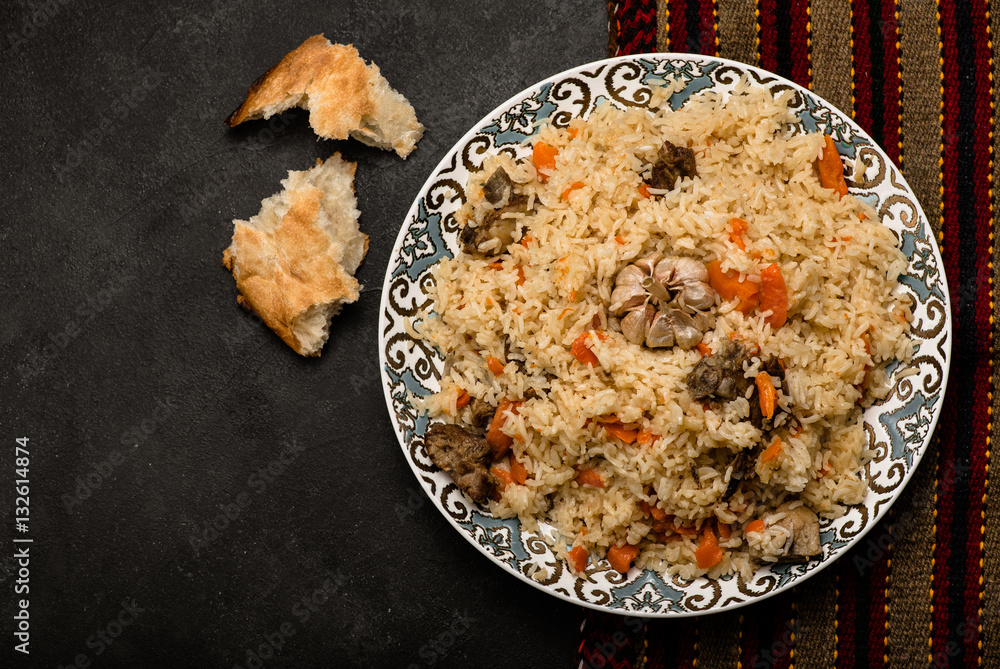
[568,126,580,139]
[755,372,777,419]
[761,437,783,463]
[817,135,849,197]
[637,429,654,445]
[607,543,641,573]
[707,260,759,313]
[486,399,520,459]
[568,545,588,573]
[759,263,788,329]
[557,307,573,320]
[510,457,528,485]
[487,356,505,375]
[696,342,712,357]
[562,182,585,200]
[638,183,652,198]
[490,466,515,489]
[571,331,605,367]
[516,266,526,286]
[488,261,503,270]
[532,141,558,182]
[649,506,668,522]
[576,468,605,488]
[729,217,749,251]
[791,424,803,438]
[718,522,732,539]
[604,422,639,444]
[746,519,766,534]
[455,389,471,410]
[615,234,626,245]
[521,233,534,247]
[695,526,724,569]
[639,500,652,516]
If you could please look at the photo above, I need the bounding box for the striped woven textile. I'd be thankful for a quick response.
[580,1,997,667]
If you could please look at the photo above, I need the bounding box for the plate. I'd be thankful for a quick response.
[378,54,951,616]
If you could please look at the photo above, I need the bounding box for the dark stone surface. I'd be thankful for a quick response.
[0,1,606,666]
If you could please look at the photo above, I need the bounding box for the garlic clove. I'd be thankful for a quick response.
[678,283,716,311]
[621,306,653,345]
[634,252,663,275]
[615,264,648,287]
[609,284,648,316]
[645,311,676,348]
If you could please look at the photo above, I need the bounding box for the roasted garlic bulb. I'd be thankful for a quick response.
[609,253,716,349]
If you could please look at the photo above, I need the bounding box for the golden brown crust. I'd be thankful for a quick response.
[224,160,363,356]
[225,35,422,156]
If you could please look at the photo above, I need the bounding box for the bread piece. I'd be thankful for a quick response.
[225,34,424,158]
[222,155,368,356]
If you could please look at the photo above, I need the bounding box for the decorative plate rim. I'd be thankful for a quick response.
[378,52,953,617]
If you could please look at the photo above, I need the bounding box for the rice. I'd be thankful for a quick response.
[416,80,912,580]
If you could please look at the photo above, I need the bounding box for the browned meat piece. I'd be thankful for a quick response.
[425,423,497,503]
[468,398,495,431]
[459,192,535,257]
[645,140,697,191]
[482,167,514,207]
[772,502,822,561]
[686,342,750,401]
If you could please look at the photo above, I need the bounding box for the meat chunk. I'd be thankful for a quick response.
[771,502,822,561]
[467,398,495,431]
[482,167,514,208]
[645,140,697,191]
[460,169,536,257]
[686,342,751,400]
[424,423,497,503]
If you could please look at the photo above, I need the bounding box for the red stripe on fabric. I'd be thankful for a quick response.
[878,0,902,165]
[698,0,718,57]
[966,0,992,664]
[868,549,890,668]
[935,0,959,652]
[615,0,658,55]
[739,595,795,668]
[667,0,690,53]
[935,0,990,666]
[788,0,809,88]
[645,619,697,668]
[756,0,809,87]
[578,609,642,669]
[851,0,874,140]
[837,565,860,668]
[757,0,778,72]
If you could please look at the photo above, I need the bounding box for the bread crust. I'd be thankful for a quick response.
[226,35,423,157]
[223,157,367,356]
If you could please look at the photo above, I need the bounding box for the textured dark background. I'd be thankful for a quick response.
[0,1,606,666]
